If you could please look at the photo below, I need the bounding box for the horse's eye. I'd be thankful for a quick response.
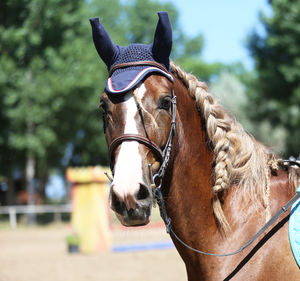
[159,96,172,111]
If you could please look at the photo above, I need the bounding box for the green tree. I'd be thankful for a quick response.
[0,0,229,206]
[0,0,110,205]
[211,72,287,154]
[173,32,224,82]
[122,0,223,82]
[248,0,300,157]
[124,0,178,43]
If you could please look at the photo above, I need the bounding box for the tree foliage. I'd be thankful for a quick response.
[248,0,300,156]
[0,0,223,200]
[0,0,112,199]
[211,72,287,154]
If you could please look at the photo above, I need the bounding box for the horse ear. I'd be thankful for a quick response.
[89,17,118,68]
[152,12,172,70]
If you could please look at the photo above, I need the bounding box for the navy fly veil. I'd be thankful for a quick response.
[89,12,173,94]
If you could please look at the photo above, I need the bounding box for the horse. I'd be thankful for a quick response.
[90,12,300,280]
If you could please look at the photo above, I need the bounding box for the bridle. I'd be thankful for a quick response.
[106,62,177,187]
[108,92,176,185]
[103,62,300,257]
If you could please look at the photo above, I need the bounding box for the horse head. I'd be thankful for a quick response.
[90,12,175,226]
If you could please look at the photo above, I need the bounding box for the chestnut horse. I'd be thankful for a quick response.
[100,64,300,280]
[91,14,300,281]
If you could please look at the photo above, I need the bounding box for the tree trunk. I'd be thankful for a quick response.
[25,125,36,224]
[25,70,36,224]
[26,152,35,224]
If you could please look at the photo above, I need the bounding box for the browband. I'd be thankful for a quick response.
[109,61,169,77]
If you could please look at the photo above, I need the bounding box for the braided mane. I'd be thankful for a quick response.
[171,62,299,232]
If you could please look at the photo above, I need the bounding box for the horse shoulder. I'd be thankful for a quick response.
[270,167,294,211]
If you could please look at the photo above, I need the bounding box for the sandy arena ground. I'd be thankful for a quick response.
[0,223,187,281]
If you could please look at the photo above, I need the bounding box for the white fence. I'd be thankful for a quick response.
[0,204,72,229]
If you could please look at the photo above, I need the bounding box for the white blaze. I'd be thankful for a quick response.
[111,84,146,209]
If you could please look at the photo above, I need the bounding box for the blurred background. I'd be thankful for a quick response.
[0,0,299,280]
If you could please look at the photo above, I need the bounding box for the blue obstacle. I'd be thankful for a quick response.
[112,241,174,252]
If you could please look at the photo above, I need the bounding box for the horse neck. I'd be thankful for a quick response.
[163,76,299,280]
[164,76,272,276]
[164,77,216,239]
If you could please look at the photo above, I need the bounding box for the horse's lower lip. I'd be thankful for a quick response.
[120,219,150,227]
[116,212,151,226]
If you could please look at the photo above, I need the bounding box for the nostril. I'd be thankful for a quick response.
[136,184,150,201]
[111,190,123,213]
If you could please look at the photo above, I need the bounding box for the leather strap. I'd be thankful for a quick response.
[155,182,300,257]
[109,134,164,167]
[109,61,169,77]
[108,90,176,175]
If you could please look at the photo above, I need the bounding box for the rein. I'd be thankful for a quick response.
[154,183,300,257]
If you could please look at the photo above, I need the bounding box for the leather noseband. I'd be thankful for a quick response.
[109,134,164,166]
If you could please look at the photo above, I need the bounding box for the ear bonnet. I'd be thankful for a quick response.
[89,12,173,94]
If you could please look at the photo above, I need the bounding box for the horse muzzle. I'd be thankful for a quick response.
[109,182,152,226]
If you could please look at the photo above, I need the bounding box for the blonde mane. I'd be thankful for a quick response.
[170,62,299,232]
